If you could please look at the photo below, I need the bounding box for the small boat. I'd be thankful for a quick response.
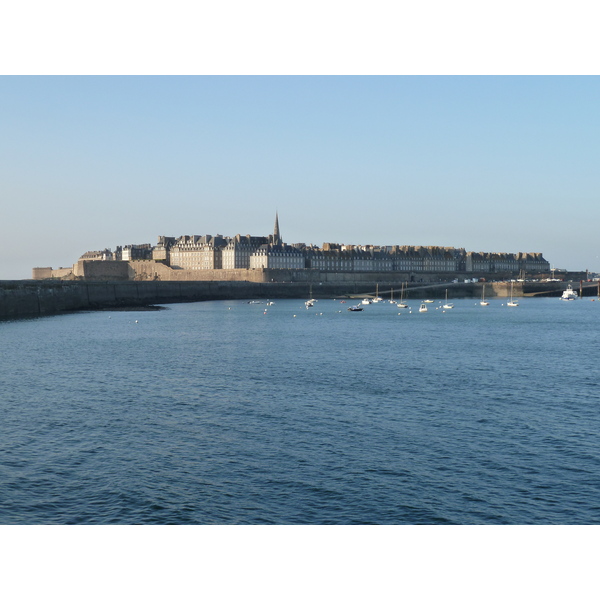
[507,282,519,307]
[424,299,434,303]
[480,284,489,306]
[348,304,364,312]
[372,283,383,303]
[561,284,578,301]
[306,287,317,307]
[397,282,408,308]
[306,284,316,308]
[361,298,372,305]
[419,303,428,313]
[442,289,454,309]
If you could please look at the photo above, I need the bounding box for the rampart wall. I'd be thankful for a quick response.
[74,260,130,280]
[32,266,74,279]
[35,259,539,287]
[126,261,517,285]
[128,261,266,282]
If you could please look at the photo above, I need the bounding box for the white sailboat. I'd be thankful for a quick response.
[480,284,489,306]
[397,282,408,308]
[507,282,519,307]
[373,283,383,303]
[442,289,454,309]
[305,284,315,308]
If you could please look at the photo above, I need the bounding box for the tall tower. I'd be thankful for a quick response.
[273,211,282,246]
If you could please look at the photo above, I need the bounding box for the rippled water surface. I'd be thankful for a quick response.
[2,297,600,524]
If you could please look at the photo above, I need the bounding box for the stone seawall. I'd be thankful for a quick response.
[1,280,389,319]
[2,280,570,320]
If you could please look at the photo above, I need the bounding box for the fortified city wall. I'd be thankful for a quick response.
[32,266,76,279]
[36,259,534,285]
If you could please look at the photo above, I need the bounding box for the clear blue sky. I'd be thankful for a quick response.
[1,75,599,279]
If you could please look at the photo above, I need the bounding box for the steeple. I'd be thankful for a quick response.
[273,211,281,245]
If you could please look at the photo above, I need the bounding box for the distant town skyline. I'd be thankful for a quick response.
[2,76,599,280]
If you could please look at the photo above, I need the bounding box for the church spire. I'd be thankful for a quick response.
[273,211,281,245]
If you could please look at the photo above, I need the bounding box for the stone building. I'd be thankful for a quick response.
[169,235,227,270]
[517,252,549,273]
[50,212,551,282]
[222,234,269,269]
[121,244,153,261]
[152,236,176,263]
[79,249,115,261]
[249,244,305,269]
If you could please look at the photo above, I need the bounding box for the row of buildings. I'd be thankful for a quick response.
[76,214,551,276]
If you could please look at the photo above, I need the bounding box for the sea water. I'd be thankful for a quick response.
[1,297,599,524]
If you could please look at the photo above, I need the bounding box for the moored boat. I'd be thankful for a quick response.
[372,283,383,303]
[561,284,578,301]
[348,304,364,312]
[480,283,489,306]
[306,284,316,308]
[507,282,519,307]
[396,282,408,308]
[442,289,454,309]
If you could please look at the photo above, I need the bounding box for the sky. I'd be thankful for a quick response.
[1,3,599,281]
[1,75,599,279]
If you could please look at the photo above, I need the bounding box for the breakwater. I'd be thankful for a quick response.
[1,279,574,319]
[0,280,386,319]
[0,280,280,319]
